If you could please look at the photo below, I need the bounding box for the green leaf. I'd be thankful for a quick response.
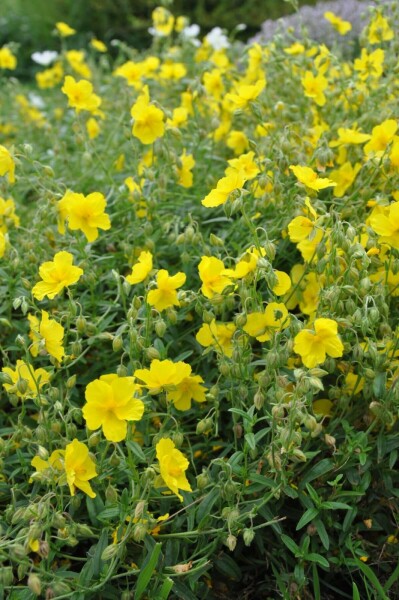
[299,459,333,489]
[373,372,387,399]
[306,553,329,568]
[305,483,320,506]
[349,557,388,599]
[312,564,321,600]
[314,518,329,551]
[214,553,242,580]
[322,501,351,510]
[229,407,252,421]
[135,542,162,600]
[244,432,256,451]
[296,507,319,530]
[196,486,220,525]
[281,534,300,555]
[97,505,120,522]
[126,440,147,463]
[158,577,174,599]
[352,582,361,600]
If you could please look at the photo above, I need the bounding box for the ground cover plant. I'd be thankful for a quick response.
[1,3,399,599]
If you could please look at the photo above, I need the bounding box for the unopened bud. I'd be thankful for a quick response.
[224,534,237,551]
[101,544,120,561]
[146,347,161,360]
[243,528,255,546]
[132,523,147,542]
[134,500,147,520]
[28,573,41,596]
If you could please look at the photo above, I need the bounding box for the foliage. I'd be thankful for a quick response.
[1,4,399,599]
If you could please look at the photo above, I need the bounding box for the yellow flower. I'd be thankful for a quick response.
[31,449,65,477]
[367,12,393,45]
[354,48,384,80]
[0,230,6,258]
[0,196,19,231]
[329,161,362,197]
[56,22,76,37]
[58,190,111,242]
[83,374,144,442]
[225,151,260,182]
[160,61,187,81]
[113,61,144,89]
[301,71,328,107]
[134,359,191,394]
[226,79,265,110]
[370,201,399,249]
[329,127,371,148]
[64,439,97,498]
[284,42,305,55]
[289,165,336,191]
[86,117,100,139]
[196,319,236,357]
[0,145,15,184]
[177,152,195,188]
[294,318,344,368]
[226,130,249,155]
[155,438,192,502]
[90,38,107,52]
[364,119,397,156]
[131,85,165,145]
[324,12,352,35]
[32,251,83,301]
[198,256,232,298]
[61,76,101,113]
[272,271,292,296]
[65,50,92,79]
[223,247,263,280]
[167,106,189,129]
[243,302,290,342]
[152,7,175,36]
[28,310,65,362]
[126,251,153,285]
[2,360,50,399]
[0,46,17,70]
[36,62,64,89]
[166,373,207,411]
[203,69,225,100]
[147,269,186,312]
[202,172,244,208]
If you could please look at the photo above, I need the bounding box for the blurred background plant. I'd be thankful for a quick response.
[1,0,319,77]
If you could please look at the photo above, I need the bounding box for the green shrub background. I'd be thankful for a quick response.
[1,0,318,76]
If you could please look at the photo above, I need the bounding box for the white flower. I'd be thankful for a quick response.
[28,93,45,109]
[31,51,58,66]
[205,27,230,50]
[182,24,200,39]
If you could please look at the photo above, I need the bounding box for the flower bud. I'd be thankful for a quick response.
[196,471,210,490]
[1,566,14,586]
[155,319,167,338]
[243,528,255,547]
[101,544,120,561]
[117,364,128,377]
[105,483,118,504]
[112,336,123,352]
[16,377,29,395]
[196,417,213,435]
[146,347,161,360]
[76,315,87,334]
[28,573,42,596]
[134,500,147,520]
[132,523,148,542]
[224,534,237,551]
